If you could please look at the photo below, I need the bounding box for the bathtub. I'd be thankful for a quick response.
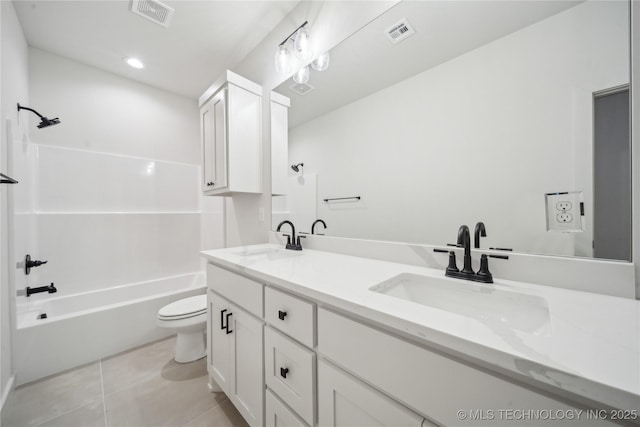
[14,272,206,385]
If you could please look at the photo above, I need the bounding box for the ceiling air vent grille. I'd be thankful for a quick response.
[289,82,315,96]
[131,0,174,28]
[385,18,415,45]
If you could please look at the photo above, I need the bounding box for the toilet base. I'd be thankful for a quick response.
[175,330,206,363]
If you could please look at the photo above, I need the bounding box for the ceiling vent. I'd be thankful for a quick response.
[289,82,315,96]
[385,18,415,45]
[131,0,174,28]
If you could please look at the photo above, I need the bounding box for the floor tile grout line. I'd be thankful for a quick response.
[99,359,108,427]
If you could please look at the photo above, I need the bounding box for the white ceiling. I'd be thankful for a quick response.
[14,0,299,99]
[278,0,583,127]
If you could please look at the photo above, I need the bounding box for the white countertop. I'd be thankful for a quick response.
[201,244,640,411]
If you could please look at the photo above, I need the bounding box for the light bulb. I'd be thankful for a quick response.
[293,27,312,60]
[125,57,144,69]
[293,66,310,84]
[311,52,330,71]
[274,45,292,75]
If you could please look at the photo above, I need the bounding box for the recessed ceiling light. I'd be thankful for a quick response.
[125,57,144,69]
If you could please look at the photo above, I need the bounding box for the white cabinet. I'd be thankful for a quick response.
[207,290,264,427]
[201,71,262,196]
[318,359,426,427]
[266,389,308,427]
[208,292,231,391]
[271,92,290,196]
[318,308,615,427]
[264,286,315,348]
[264,327,316,425]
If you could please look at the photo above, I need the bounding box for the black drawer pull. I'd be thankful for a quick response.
[225,312,233,334]
[220,309,227,330]
[278,310,287,320]
[280,367,289,379]
[206,181,215,187]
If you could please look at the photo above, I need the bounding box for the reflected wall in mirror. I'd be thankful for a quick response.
[273,0,631,261]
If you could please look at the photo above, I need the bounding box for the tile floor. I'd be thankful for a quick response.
[2,337,249,427]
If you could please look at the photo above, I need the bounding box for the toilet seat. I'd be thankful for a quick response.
[158,295,206,320]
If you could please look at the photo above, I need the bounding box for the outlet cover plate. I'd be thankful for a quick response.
[545,191,584,232]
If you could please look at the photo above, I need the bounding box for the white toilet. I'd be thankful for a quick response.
[157,294,207,363]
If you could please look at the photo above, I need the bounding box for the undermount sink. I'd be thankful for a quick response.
[233,246,303,260]
[370,273,550,333]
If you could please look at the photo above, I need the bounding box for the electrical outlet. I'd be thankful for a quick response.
[545,191,583,232]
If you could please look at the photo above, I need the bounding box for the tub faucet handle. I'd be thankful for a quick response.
[24,254,48,275]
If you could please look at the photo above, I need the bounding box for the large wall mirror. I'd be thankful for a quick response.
[272,0,631,261]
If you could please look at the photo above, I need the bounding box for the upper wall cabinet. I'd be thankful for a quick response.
[200,71,262,196]
[271,92,290,196]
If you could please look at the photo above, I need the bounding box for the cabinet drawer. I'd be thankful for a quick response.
[265,286,315,347]
[207,263,263,317]
[265,327,316,426]
[318,308,612,426]
[266,389,309,427]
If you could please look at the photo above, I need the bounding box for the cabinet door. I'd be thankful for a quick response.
[228,302,264,427]
[202,89,228,193]
[208,291,231,393]
[201,99,215,192]
[318,360,425,427]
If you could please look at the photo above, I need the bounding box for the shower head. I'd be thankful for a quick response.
[37,117,61,129]
[291,163,304,172]
[17,104,61,129]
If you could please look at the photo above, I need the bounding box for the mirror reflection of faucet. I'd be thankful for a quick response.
[311,219,327,235]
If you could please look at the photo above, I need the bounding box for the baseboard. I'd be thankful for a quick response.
[0,375,16,423]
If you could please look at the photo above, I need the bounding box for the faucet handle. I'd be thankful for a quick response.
[476,254,493,283]
[294,235,306,250]
[445,251,459,274]
[281,233,292,245]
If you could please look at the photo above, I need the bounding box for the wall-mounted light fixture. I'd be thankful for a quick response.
[275,21,330,83]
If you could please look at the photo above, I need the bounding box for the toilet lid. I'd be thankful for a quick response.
[158,295,206,319]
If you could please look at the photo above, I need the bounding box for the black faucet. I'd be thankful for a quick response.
[474,222,486,249]
[26,283,57,297]
[276,220,304,251]
[311,219,327,235]
[457,225,474,275]
[445,225,493,283]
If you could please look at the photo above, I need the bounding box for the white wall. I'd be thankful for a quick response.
[28,49,200,164]
[0,0,30,415]
[288,1,628,257]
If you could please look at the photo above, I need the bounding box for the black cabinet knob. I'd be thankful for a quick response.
[278,310,287,320]
[280,367,289,378]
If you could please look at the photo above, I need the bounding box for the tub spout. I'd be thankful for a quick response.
[26,283,57,297]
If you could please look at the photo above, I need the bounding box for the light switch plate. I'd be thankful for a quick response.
[545,191,584,232]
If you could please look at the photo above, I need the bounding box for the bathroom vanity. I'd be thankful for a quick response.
[202,244,640,427]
